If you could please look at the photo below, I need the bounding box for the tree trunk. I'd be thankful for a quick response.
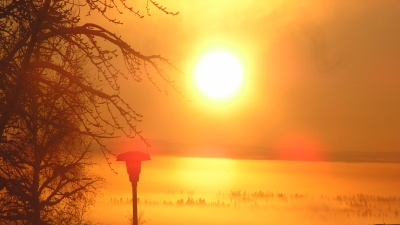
[31,96,42,225]
[31,154,41,225]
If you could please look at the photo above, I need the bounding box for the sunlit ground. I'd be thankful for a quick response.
[92,156,400,225]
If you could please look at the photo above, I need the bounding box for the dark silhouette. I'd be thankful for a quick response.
[0,0,180,170]
[1,0,179,223]
[117,151,150,225]
[0,72,102,224]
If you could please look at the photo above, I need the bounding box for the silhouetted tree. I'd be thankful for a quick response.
[1,0,179,224]
[0,67,102,224]
[0,0,180,156]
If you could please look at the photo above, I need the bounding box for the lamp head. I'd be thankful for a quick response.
[117,151,150,183]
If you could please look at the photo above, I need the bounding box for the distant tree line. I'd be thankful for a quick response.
[108,190,400,219]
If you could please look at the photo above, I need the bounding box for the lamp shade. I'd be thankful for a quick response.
[117,151,150,182]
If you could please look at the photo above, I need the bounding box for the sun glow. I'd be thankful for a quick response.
[194,50,244,101]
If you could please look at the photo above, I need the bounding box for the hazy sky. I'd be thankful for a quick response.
[101,0,400,162]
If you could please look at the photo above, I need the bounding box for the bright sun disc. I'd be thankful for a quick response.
[195,50,243,101]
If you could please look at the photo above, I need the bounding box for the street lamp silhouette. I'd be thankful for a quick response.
[117,151,150,225]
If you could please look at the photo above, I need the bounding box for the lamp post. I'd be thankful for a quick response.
[117,151,150,225]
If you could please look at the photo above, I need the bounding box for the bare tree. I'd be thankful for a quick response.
[0,136,100,225]
[1,0,180,224]
[0,68,102,224]
[0,0,180,156]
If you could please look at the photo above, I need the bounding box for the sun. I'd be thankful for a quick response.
[194,50,244,101]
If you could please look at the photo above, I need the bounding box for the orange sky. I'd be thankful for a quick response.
[95,0,400,162]
[85,3,400,223]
